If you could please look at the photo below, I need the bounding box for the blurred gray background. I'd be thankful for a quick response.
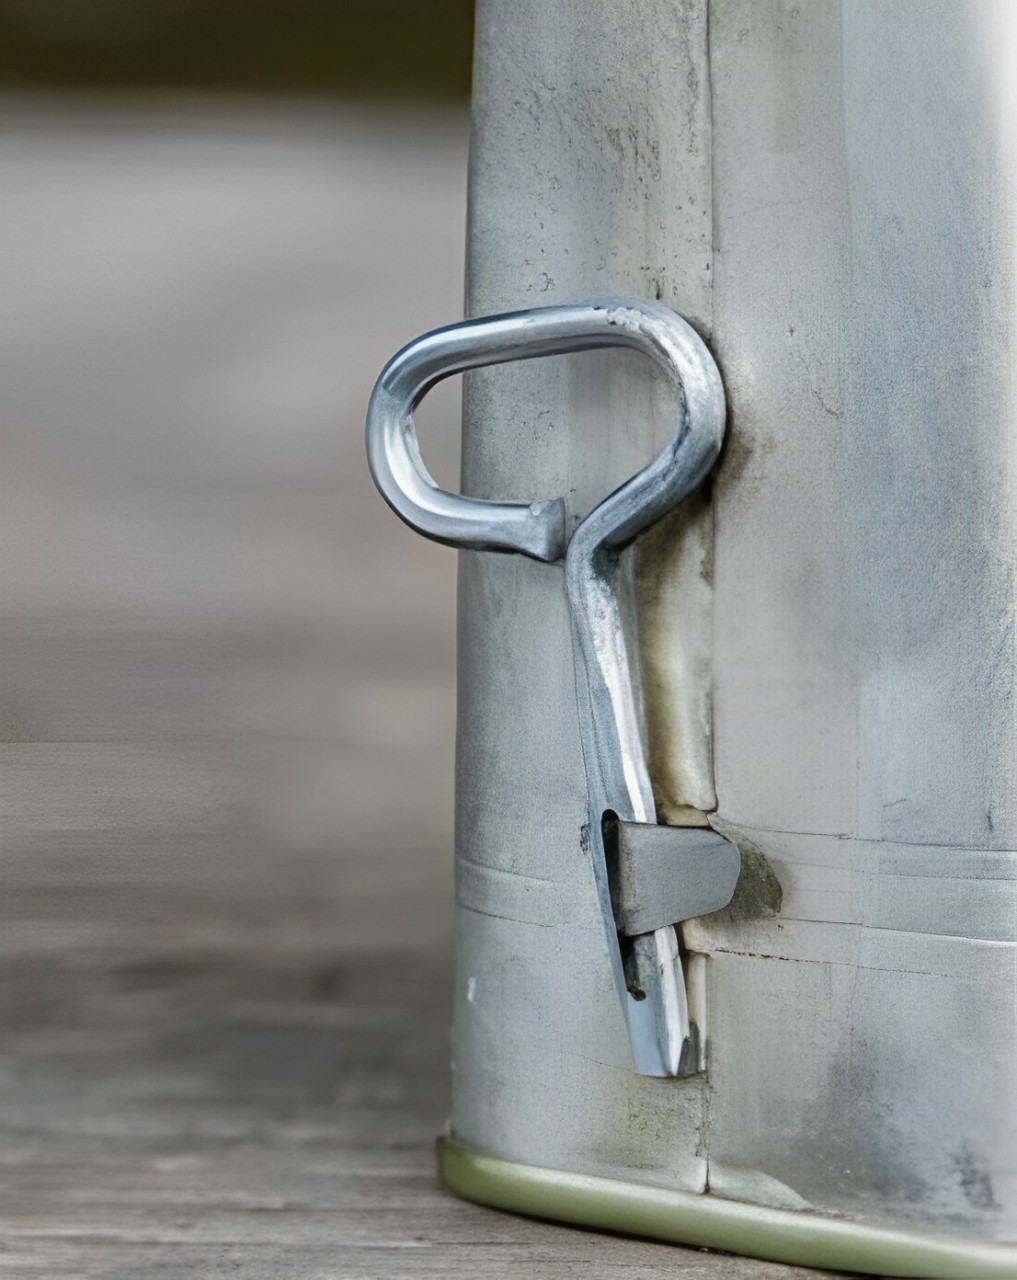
[0,7,470,1274]
[0,7,836,1277]
[2,99,465,955]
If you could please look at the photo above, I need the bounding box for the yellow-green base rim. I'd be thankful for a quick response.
[439,1136,1017,1279]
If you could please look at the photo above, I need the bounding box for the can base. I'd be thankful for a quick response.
[438,1135,1017,1279]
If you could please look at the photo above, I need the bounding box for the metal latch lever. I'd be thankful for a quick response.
[366,298,737,1077]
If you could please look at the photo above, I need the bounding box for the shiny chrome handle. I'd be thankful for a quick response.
[365,300,723,563]
[366,299,732,1077]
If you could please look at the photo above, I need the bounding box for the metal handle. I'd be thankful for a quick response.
[366,300,723,564]
[366,299,735,1076]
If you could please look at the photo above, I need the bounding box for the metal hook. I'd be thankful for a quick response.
[366,299,736,1076]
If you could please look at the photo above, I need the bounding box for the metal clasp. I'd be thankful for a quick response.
[366,299,738,1077]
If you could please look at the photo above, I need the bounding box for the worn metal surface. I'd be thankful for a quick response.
[693,0,1017,1241]
[453,0,1017,1266]
[453,0,716,1198]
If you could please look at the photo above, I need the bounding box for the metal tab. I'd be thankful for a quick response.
[604,819,740,937]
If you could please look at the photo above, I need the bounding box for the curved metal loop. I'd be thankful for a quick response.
[365,299,724,564]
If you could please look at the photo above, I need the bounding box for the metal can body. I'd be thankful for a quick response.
[447,3,1017,1273]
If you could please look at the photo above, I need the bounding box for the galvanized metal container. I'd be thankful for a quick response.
[381,2,1017,1274]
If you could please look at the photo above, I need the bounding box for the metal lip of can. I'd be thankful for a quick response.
[439,1137,1017,1280]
